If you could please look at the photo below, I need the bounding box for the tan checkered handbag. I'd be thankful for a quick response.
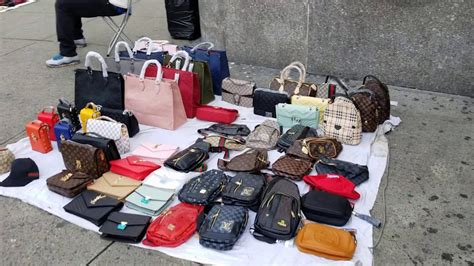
[322,96,362,145]
[0,147,15,174]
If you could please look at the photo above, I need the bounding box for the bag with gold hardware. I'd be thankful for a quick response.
[25,120,53,154]
[0,147,15,174]
[178,169,228,205]
[295,223,357,260]
[46,170,93,197]
[251,177,301,243]
[71,132,121,162]
[269,62,318,97]
[63,190,124,226]
[221,77,256,107]
[87,171,141,200]
[37,106,60,141]
[109,156,160,181]
[164,142,210,173]
[143,203,205,247]
[301,137,343,159]
[54,120,75,149]
[79,102,101,132]
[60,140,109,178]
[271,155,313,181]
[86,116,130,154]
[198,205,248,251]
[217,149,269,173]
[286,140,314,161]
[221,173,266,211]
[200,135,246,159]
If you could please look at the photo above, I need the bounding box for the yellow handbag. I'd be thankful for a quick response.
[291,95,329,122]
[295,222,357,261]
[79,102,100,132]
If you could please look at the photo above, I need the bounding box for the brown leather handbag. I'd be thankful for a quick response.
[60,140,110,178]
[349,89,381,132]
[271,155,313,181]
[286,140,313,161]
[362,75,390,123]
[295,222,356,261]
[46,170,93,198]
[218,149,269,172]
[301,137,343,159]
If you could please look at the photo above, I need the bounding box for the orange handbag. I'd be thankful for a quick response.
[26,120,53,153]
[295,222,356,261]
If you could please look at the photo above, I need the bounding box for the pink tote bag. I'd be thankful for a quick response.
[124,60,187,130]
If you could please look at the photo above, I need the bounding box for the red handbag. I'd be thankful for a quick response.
[145,51,201,118]
[25,120,53,154]
[142,203,204,247]
[109,156,160,181]
[195,105,239,124]
[303,174,360,200]
[37,106,60,141]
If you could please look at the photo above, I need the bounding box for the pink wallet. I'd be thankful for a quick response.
[131,143,179,165]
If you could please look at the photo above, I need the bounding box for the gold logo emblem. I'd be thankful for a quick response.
[220,221,234,232]
[75,160,82,170]
[277,220,287,227]
[90,194,106,205]
[60,173,73,182]
[31,134,38,142]
[318,146,326,153]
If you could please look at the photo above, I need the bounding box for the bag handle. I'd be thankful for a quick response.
[133,37,153,55]
[191,42,215,52]
[41,106,56,114]
[287,61,306,80]
[95,116,119,123]
[84,51,108,78]
[362,75,383,86]
[168,51,191,71]
[324,75,350,93]
[278,65,303,93]
[114,41,133,62]
[84,102,98,111]
[139,60,163,83]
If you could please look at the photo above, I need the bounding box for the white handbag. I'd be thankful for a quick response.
[86,116,130,154]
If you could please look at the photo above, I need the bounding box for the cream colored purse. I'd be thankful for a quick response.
[291,95,330,123]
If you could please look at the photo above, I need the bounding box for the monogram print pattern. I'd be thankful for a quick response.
[87,119,130,154]
[0,148,15,174]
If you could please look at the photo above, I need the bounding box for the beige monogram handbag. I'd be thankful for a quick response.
[269,61,318,97]
[0,147,15,174]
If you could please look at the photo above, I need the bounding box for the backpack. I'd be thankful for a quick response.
[178,170,228,205]
[222,173,266,211]
[322,96,362,145]
[246,120,280,150]
[362,75,391,123]
[348,89,381,132]
[251,177,301,243]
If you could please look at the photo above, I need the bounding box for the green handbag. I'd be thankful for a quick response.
[164,54,215,104]
[125,185,175,216]
[276,103,319,129]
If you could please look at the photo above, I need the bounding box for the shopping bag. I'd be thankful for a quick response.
[75,51,125,110]
[132,37,178,55]
[105,41,145,75]
[119,37,167,64]
[182,42,229,95]
[124,60,187,130]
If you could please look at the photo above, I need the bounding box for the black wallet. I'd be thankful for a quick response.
[253,88,290,118]
[98,107,140,137]
[178,169,228,205]
[302,190,353,226]
[99,212,151,243]
[71,132,121,162]
[63,190,124,226]
[57,98,81,132]
[222,173,265,211]
[164,142,210,173]
[315,157,369,186]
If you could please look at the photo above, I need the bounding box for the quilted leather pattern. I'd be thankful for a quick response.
[198,205,248,250]
[0,148,15,174]
[276,103,319,128]
[178,169,228,205]
[271,155,313,181]
[60,140,109,178]
[322,97,362,145]
[253,88,289,118]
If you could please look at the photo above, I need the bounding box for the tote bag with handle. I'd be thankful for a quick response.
[124,60,187,130]
[105,41,145,75]
[144,51,201,118]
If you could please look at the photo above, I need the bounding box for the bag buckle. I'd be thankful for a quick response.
[141,196,150,204]
[232,94,241,105]
[117,221,128,230]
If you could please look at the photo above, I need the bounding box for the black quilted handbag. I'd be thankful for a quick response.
[198,205,248,250]
[253,88,290,118]
[315,157,369,186]
[178,170,228,205]
[222,173,266,211]
[98,107,140,137]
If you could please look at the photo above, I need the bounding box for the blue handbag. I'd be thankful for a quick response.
[182,42,230,95]
[119,37,166,64]
[276,103,319,129]
[54,120,75,148]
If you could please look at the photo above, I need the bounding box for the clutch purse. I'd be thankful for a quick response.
[60,140,110,178]
[253,88,289,118]
[109,156,160,181]
[87,172,141,200]
[71,132,121,162]
[25,120,53,154]
[46,170,93,198]
[0,147,15,174]
[131,143,179,165]
[195,105,239,124]
[125,185,175,216]
[79,102,101,132]
[221,77,255,107]
[276,103,319,128]
[99,211,151,243]
[63,190,124,226]
[86,116,130,154]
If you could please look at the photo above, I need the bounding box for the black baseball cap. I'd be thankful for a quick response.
[0,158,39,187]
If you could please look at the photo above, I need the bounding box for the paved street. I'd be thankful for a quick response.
[0,0,473,265]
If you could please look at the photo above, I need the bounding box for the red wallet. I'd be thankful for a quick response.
[37,106,60,141]
[109,156,160,181]
[195,105,238,124]
[303,174,360,200]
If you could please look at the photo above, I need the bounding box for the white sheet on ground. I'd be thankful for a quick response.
[0,99,400,266]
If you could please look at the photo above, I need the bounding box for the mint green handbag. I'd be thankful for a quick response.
[125,185,175,216]
[276,103,319,128]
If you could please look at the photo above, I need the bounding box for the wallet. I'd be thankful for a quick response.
[109,156,160,181]
[63,190,124,226]
[46,170,93,198]
[125,185,175,216]
[195,105,239,124]
[99,211,151,243]
[87,172,141,201]
[131,143,179,165]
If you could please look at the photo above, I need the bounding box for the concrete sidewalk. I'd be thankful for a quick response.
[0,0,473,265]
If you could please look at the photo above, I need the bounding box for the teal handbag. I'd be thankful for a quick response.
[125,185,175,216]
[276,103,319,128]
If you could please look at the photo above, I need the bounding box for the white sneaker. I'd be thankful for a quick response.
[45,54,80,68]
[74,38,87,48]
